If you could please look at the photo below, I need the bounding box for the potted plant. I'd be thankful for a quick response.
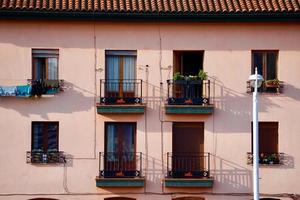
[265,78,280,88]
[261,153,279,164]
[173,72,186,83]
[198,69,208,80]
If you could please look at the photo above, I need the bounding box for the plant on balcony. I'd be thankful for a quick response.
[173,72,185,81]
[173,70,208,81]
[261,153,280,164]
[265,78,280,87]
[198,70,208,80]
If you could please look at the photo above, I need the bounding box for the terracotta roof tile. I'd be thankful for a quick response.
[0,0,299,14]
[132,0,138,11]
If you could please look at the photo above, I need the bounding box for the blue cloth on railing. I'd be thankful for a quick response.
[16,85,32,97]
[45,87,59,95]
[0,86,17,96]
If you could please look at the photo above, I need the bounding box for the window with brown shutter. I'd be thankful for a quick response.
[251,122,278,154]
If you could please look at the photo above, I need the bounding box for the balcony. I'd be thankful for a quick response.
[0,79,64,97]
[29,79,64,96]
[165,79,213,114]
[247,152,284,165]
[247,80,283,94]
[97,79,145,114]
[164,152,214,187]
[26,151,65,164]
[96,152,145,187]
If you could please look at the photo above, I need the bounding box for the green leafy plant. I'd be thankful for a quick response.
[173,72,185,81]
[173,70,208,81]
[198,70,208,80]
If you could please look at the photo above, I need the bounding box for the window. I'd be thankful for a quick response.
[251,122,280,164]
[174,51,204,76]
[252,50,278,80]
[169,123,209,178]
[103,122,137,177]
[32,122,59,153]
[169,51,206,105]
[105,50,136,95]
[252,50,280,92]
[28,122,61,163]
[32,49,59,80]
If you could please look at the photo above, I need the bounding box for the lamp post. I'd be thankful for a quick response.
[249,67,264,200]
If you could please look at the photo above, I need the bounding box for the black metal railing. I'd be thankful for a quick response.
[167,79,210,105]
[247,152,284,165]
[27,79,64,96]
[99,152,142,178]
[100,79,143,104]
[26,151,66,164]
[246,80,283,93]
[167,152,211,178]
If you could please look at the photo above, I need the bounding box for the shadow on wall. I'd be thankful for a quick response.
[0,81,95,120]
[210,154,252,193]
[281,83,300,102]
[144,154,165,188]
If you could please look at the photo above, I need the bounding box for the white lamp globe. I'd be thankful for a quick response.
[249,74,264,88]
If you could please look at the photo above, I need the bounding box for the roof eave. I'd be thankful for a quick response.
[0,10,299,22]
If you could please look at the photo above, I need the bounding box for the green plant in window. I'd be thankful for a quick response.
[173,72,185,81]
[198,70,208,80]
[265,78,280,86]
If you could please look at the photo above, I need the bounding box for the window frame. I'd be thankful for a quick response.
[173,50,204,76]
[104,122,136,154]
[31,121,59,153]
[32,49,59,80]
[251,50,278,80]
[105,50,137,81]
[251,121,279,154]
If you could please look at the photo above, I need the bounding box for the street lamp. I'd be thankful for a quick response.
[248,67,264,200]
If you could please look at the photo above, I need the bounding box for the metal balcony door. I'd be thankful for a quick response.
[105,123,136,173]
[106,51,136,98]
[172,122,204,173]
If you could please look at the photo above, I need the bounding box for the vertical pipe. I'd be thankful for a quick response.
[253,67,260,200]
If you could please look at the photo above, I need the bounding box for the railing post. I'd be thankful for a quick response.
[99,152,101,177]
[167,80,170,98]
[139,152,142,177]
[140,80,142,102]
[208,152,210,176]
[167,152,169,176]
[100,80,102,103]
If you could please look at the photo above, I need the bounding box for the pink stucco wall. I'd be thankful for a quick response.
[0,20,299,200]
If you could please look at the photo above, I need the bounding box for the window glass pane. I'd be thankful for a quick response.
[32,123,44,151]
[123,56,136,92]
[122,124,135,153]
[106,124,118,153]
[47,58,58,80]
[47,123,58,151]
[253,52,263,75]
[266,52,277,80]
[33,58,46,80]
[32,49,59,80]
[106,56,119,92]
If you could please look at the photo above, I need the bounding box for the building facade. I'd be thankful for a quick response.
[0,1,300,200]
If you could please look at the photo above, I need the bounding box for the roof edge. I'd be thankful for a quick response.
[0,10,300,22]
